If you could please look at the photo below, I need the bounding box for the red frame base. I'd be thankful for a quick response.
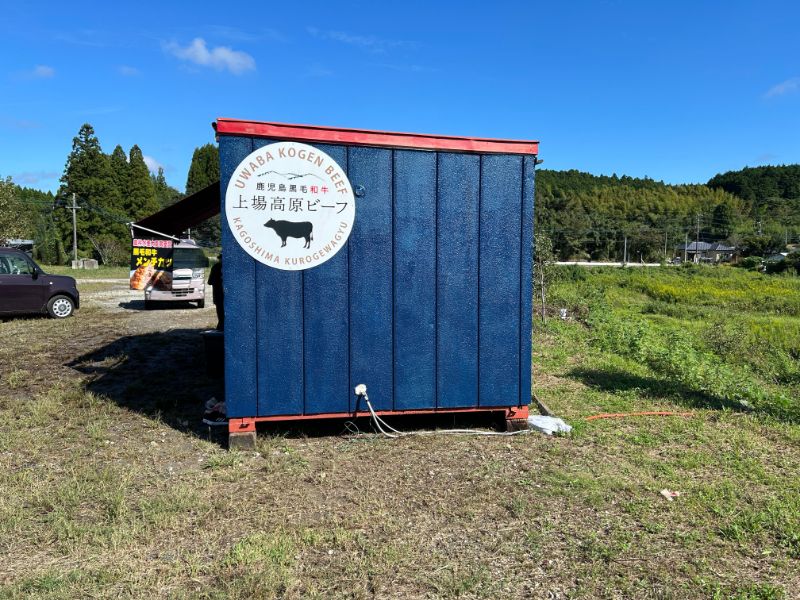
[228,405,529,434]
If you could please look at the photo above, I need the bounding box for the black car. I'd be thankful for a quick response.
[0,248,80,318]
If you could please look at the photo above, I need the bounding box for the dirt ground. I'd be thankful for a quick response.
[0,280,797,598]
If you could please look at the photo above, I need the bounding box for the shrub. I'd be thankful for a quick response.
[739,256,763,270]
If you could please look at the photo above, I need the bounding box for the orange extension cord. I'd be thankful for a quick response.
[585,411,695,421]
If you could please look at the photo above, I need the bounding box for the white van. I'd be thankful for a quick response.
[144,239,209,309]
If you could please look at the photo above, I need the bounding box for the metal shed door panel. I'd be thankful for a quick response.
[302,144,350,415]
[393,150,437,410]
[436,153,481,408]
[478,155,523,406]
[256,265,304,416]
[348,146,394,411]
[253,137,305,416]
[221,135,258,419]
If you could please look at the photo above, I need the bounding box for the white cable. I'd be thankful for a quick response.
[363,395,400,438]
[360,392,530,439]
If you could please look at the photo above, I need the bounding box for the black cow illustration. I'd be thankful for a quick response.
[264,219,314,249]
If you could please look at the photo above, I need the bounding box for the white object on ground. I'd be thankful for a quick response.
[660,489,681,501]
[527,415,572,435]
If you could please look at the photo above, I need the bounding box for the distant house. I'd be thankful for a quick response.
[765,252,788,263]
[675,241,736,263]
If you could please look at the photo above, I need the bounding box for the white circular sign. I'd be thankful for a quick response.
[224,141,355,270]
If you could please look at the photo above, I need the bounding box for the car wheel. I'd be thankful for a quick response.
[197,299,205,309]
[47,295,74,319]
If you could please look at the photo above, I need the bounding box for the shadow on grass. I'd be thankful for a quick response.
[0,314,48,322]
[67,328,227,444]
[66,329,505,446]
[117,300,203,311]
[566,366,746,413]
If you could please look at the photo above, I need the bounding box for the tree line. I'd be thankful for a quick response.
[537,166,800,261]
[3,126,799,266]
[0,123,220,265]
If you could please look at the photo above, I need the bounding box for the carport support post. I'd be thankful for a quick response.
[228,418,256,450]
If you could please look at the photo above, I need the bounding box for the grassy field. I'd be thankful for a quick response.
[0,268,797,598]
[41,264,130,279]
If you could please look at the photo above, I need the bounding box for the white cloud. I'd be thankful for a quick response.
[208,26,286,44]
[143,155,163,174]
[307,27,418,53]
[55,30,110,48]
[304,64,335,78]
[371,62,438,74]
[12,171,60,185]
[75,106,123,116]
[764,77,800,99]
[1,118,41,130]
[30,65,55,79]
[165,38,255,74]
[118,65,140,76]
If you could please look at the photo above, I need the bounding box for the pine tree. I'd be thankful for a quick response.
[186,144,220,245]
[186,144,220,195]
[56,123,126,261]
[126,145,159,220]
[109,144,129,202]
[152,167,182,208]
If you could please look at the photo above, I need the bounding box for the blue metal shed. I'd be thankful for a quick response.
[215,119,538,446]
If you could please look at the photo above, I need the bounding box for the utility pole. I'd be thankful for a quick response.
[695,214,701,263]
[70,193,80,268]
[540,264,546,324]
[684,232,688,263]
[623,235,628,266]
[757,220,763,236]
[664,230,668,260]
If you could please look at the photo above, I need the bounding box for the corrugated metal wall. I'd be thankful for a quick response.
[220,135,534,418]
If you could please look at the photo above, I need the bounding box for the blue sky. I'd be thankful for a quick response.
[1,0,798,194]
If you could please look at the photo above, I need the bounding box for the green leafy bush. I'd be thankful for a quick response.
[739,256,763,270]
[549,265,800,423]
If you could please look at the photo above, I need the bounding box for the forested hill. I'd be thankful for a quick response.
[708,164,800,202]
[536,167,800,260]
[535,169,742,261]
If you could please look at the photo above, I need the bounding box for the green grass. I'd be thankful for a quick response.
[0,263,797,598]
[545,264,800,423]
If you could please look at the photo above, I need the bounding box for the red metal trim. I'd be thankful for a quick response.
[228,417,256,434]
[506,405,529,420]
[227,405,528,428]
[215,118,539,155]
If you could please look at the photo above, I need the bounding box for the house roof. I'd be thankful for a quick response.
[675,241,736,252]
[709,242,736,251]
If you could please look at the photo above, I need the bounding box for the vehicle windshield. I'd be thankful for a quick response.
[173,248,209,270]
